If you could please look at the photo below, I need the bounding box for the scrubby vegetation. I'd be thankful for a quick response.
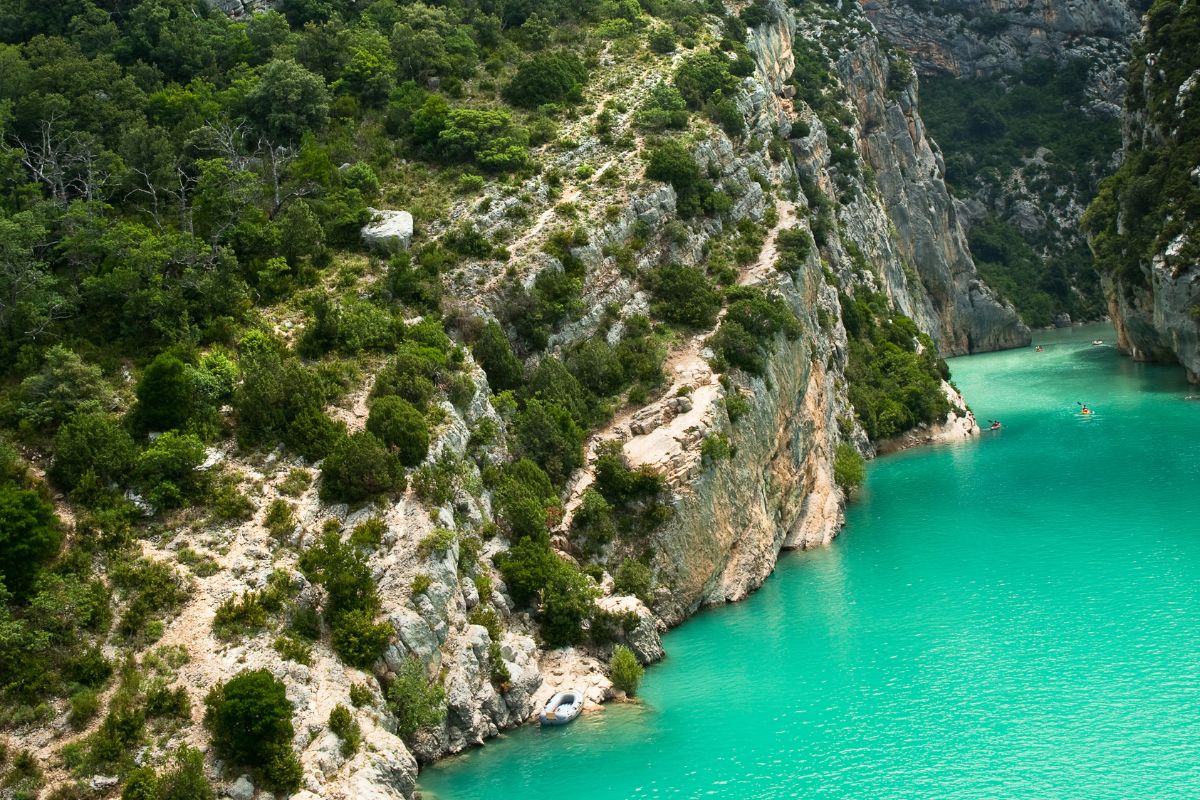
[920,62,1119,325]
[840,292,951,441]
[1084,0,1200,285]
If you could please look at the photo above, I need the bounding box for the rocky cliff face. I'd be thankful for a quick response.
[27,4,1028,799]
[1084,0,1200,382]
[862,0,1141,112]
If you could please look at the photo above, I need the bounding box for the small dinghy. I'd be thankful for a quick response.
[539,691,583,726]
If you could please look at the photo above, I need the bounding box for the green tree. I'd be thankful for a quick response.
[135,431,207,508]
[645,141,709,217]
[367,396,430,466]
[0,210,63,364]
[134,353,194,433]
[833,443,865,493]
[514,399,585,487]
[673,52,737,108]
[50,411,137,493]
[645,264,721,328]
[277,200,325,265]
[387,656,446,740]
[609,645,644,696]
[473,321,524,392]
[204,670,300,791]
[242,58,330,143]
[17,346,110,430]
[613,558,653,602]
[502,51,587,108]
[0,485,62,600]
[319,432,405,503]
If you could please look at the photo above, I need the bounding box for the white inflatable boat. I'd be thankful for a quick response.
[539,691,583,725]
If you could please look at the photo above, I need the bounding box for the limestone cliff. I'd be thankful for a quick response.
[862,0,1142,112]
[1084,0,1200,382]
[23,3,1029,799]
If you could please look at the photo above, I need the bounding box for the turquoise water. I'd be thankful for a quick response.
[420,325,1200,799]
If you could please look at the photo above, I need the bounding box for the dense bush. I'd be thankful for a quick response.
[609,645,645,696]
[473,321,524,392]
[0,485,62,600]
[367,396,429,467]
[17,347,110,431]
[387,657,446,740]
[613,558,653,602]
[833,443,866,493]
[513,399,585,487]
[503,51,588,108]
[135,432,207,509]
[205,670,301,791]
[132,354,194,434]
[673,52,738,109]
[645,264,721,328]
[319,432,405,503]
[709,286,801,375]
[50,412,137,495]
[841,292,951,440]
[644,141,714,218]
[330,608,393,668]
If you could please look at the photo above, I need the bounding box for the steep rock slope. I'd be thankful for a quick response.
[1084,0,1200,381]
[10,3,1021,799]
[863,0,1141,110]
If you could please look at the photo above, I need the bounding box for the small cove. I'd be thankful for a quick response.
[419,324,1200,798]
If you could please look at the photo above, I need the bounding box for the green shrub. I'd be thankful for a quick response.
[50,412,137,495]
[350,517,386,549]
[503,51,587,108]
[700,432,732,463]
[135,432,207,509]
[386,657,446,740]
[570,489,617,556]
[417,528,456,560]
[411,573,432,596]
[609,645,644,696]
[273,635,313,666]
[673,52,737,109]
[833,443,866,493]
[17,346,110,430]
[328,704,362,756]
[645,264,721,328]
[264,499,297,539]
[513,399,585,487]
[644,140,713,217]
[278,469,312,496]
[204,670,300,791]
[298,531,378,616]
[330,609,392,669]
[69,689,100,727]
[472,321,523,392]
[132,353,194,433]
[213,592,269,639]
[319,432,405,504]
[0,485,62,600]
[349,683,374,708]
[613,558,653,602]
[367,396,430,467]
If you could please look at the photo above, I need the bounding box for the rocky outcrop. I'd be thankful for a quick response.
[1086,0,1200,382]
[205,0,274,17]
[83,4,1036,800]
[836,37,1030,353]
[361,209,414,252]
[862,0,1141,111]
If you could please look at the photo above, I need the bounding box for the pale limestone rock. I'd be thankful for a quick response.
[361,208,414,252]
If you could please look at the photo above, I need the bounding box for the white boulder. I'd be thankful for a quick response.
[361,208,414,252]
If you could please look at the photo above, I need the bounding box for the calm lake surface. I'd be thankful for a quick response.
[419,324,1200,799]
